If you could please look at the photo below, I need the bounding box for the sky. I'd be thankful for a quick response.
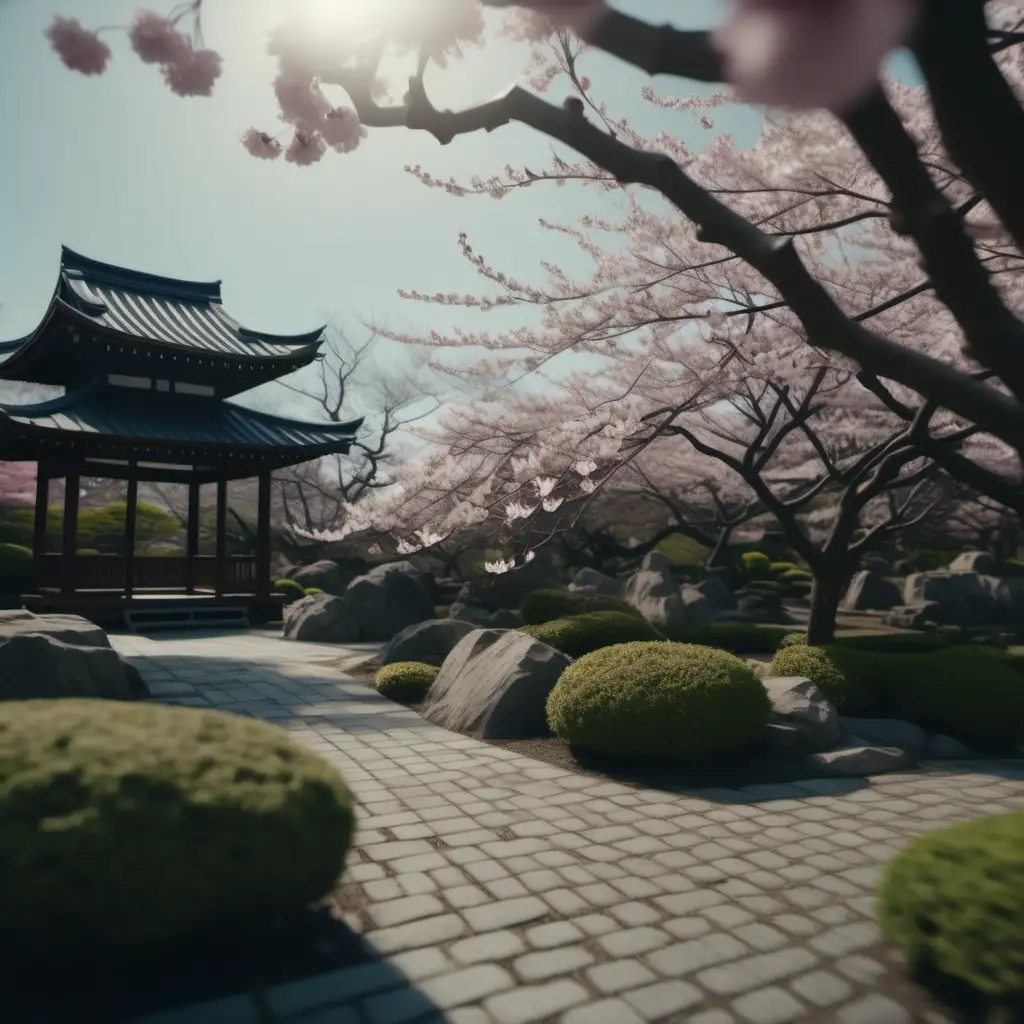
[0,0,764,427]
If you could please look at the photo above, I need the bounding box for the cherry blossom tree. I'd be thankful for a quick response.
[44,0,1024,455]
[0,462,35,510]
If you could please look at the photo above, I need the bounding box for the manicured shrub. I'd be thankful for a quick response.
[770,561,801,575]
[520,588,642,626]
[274,578,305,604]
[521,610,663,658]
[303,587,324,597]
[834,632,955,655]
[741,551,771,578]
[660,623,792,654]
[0,699,354,955]
[653,534,711,566]
[876,811,1024,1002]
[778,632,808,649]
[779,568,812,581]
[547,641,771,759]
[0,543,32,596]
[883,646,1024,750]
[769,644,872,712]
[375,661,439,704]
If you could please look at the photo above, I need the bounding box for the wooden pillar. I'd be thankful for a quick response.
[124,470,138,598]
[61,472,80,596]
[32,463,49,592]
[215,478,228,597]
[256,469,272,600]
[185,480,200,594]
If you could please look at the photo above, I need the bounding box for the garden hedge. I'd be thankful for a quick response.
[741,551,771,578]
[546,641,771,759]
[375,661,439,704]
[520,588,642,625]
[520,610,663,658]
[876,811,1024,1002]
[0,699,354,955]
[661,622,792,654]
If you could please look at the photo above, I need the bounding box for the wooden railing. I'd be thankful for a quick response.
[36,554,261,593]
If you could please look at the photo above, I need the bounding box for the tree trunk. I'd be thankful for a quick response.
[706,526,733,569]
[807,570,846,646]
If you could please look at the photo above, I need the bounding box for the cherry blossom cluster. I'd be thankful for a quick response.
[0,462,36,510]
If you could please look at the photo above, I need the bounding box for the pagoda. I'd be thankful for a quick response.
[0,247,362,627]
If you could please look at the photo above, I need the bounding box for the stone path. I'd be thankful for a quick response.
[111,630,1024,1024]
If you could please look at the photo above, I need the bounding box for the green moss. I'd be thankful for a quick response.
[653,533,711,566]
[778,632,808,649]
[547,641,770,759]
[375,662,439,704]
[770,561,801,575]
[661,623,792,654]
[521,611,663,658]
[741,551,771,578]
[520,588,642,626]
[274,578,305,604]
[0,699,354,955]
[769,644,871,712]
[876,811,1024,1002]
[303,587,324,597]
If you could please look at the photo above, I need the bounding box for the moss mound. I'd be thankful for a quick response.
[741,551,771,578]
[877,811,1024,1002]
[0,699,354,956]
[659,623,791,654]
[521,610,663,658]
[778,632,808,649]
[769,644,870,712]
[547,641,770,759]
[274,578,305,604]
[375,661,439,704]
[520,588,642,625]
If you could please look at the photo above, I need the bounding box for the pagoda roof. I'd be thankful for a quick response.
[0,383,363,456]
[0,248,326,389]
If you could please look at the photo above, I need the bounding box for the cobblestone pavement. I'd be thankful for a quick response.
[111,631,1024,1024]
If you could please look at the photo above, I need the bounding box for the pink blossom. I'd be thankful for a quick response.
[714,0,920,112]
[320,107,366,153]
[274,72,329,129]
[128,11,189,65]
[0,461,36,509]
[241,128,283,160]
[162,45,223,97]
[45,17,111,76]
[285,129,326,167]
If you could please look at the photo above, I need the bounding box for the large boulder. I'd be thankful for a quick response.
[695,572,736,612]
[0,610,110,649]
[449,602,524,628]
[287,560,347,596]
[422,629,571,739]
[804,744,916,777]
[363,560,434,597]
[283,593,360,643]
[623,559,688,632]
[679,584,716,624]
[947,551,996,574]
[380,618,477,668]
[840,570,902,612]
[763,676,840,753]
[926,733,975,759]
[344,565,434,641]
[568,568,624,596]
[465,560,565,612]
[838,716,927,756]
[903,572,1000,626]
[883,602,943,630]
[0,633,135,701]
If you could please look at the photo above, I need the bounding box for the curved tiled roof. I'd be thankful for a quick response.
[0,384,362,453]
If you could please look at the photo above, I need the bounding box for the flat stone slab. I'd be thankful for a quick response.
[99,631,1024,1024]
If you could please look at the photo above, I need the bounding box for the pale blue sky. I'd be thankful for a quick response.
[0,0,763,422]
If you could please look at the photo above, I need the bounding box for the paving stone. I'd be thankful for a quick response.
[419,964,515,1010]
[809,921,881,957]
[687,1012,737,1024]
[450,929,526,965]
[839,994,913,1024]
[464,896,548,932]
[586,958,657,994]
[622,979,704,1019]
[647,932,748,975]
[791,968,854,1006]
[609,901,662,927]
[486,979,589,1024]
[264,962,395,1016]
[698,948,817,996]
[366,913,467,955]
[732,987,805,1023]
[388,947,451,981]
[525,920,585,949]
[562,998,646,1024]
[598,926,670,957]
[513,945,594,981]
[367,894,446,928]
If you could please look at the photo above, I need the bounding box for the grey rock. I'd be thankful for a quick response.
[639,551,676,576]
[805,744,916,777]
[568,568,624,596]
[696,573,736,611]
[283,592,360,643]
[948,551,995,574]
[838,716,927,755]
[764,676,841,753]
[380,618,477,668]
[345,565,434,641]
[122,661,150,700]
[903,571,999,626]
[287,559,346,596]
[624,563,688,631]
[486,608,524,628]
[0,610,111,649]
[761,722,803,754]
[449,603,523,628]
[679,584,716,624]
[840,571,901,612]
[0,633,133,701]
[423,629,571,739]
[926,733,975,759]
[467,560,564,612]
